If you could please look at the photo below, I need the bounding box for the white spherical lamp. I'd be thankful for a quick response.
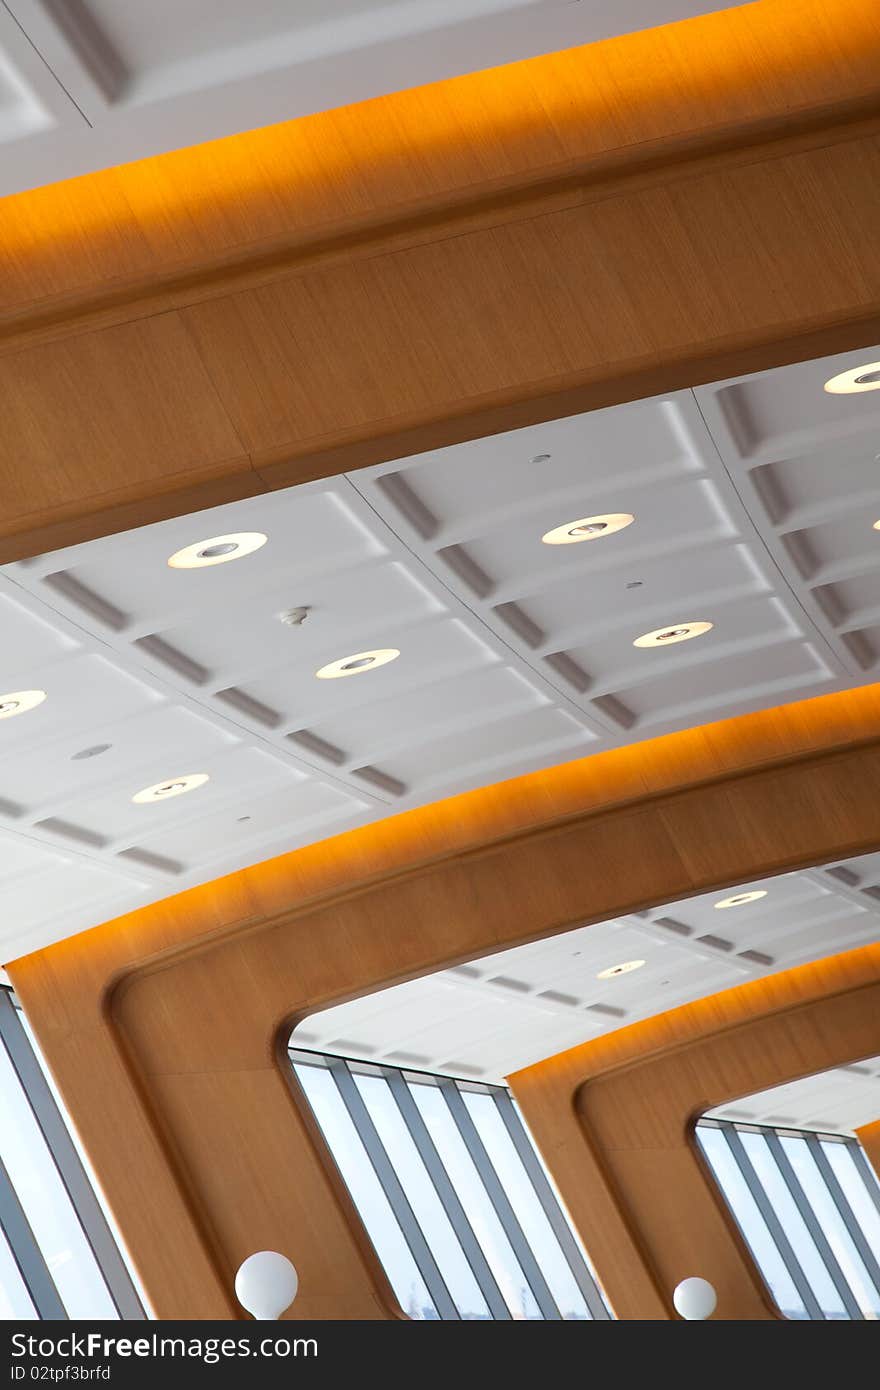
[235,1251,299,1320]
[673,1276,717,1320]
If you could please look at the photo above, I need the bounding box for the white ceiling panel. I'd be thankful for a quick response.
[0,1,748,197]
[292,853,880,1086]
[1,341,879,965]
[708,1060,880,1138]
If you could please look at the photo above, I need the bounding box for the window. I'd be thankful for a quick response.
[0,988,145,1320]
[290,1048,610,1320]
[696,1119,880,1320]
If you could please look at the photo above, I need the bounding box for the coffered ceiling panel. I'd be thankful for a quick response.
[707,1057,880,1137]
[0,0,739,196]
[292,853,880,1089]
[1,341,878,965]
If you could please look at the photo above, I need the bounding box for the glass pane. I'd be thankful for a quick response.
[0,1223,37,1320]
[781,1137,880,1320]
[17,1008,150,1314]
[0,1040,117,1319]
[461,1090,588,1318]
[512,1097,612,1312]
[409,1082,542,1318]
[695,1125,807,1318]
[821,1141,880,1306]
[293,1062,437,1319]
[738,1130,845,1318]
[352,1072,489,1319]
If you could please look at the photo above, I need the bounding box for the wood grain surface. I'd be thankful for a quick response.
[8,685,880,1318]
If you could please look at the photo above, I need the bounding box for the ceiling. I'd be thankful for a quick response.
[707,1056,880,1138]
[0,0,739,198]
[1,339,879,964]
[291,852,880,1087]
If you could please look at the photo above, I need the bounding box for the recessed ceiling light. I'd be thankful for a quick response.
[542,513,634,546]
[633,621,713,648]
[714,889,767,909]
[542,514,631,544]
[823,362,880,394]
[530,453,551,464]
[132,774,209,804]
[873,519,880,531]
[596,959,645,980]
[0,689,47,720]
[167,532,267,569]
[315,648,400,679]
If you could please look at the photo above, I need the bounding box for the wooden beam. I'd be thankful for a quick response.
[2,2,880,560]
[8,684,880,1318]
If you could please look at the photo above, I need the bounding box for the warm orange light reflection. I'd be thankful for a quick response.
[1,1,878,314]
[10,679,880,977]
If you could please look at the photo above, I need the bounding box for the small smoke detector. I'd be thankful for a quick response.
[279,606,310,626]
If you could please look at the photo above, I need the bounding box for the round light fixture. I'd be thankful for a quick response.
[673,1277,717,1321]
[596,959,645,980]
[873,519,880,532]
[823,362,880,395]
[530,453,552,465]
[167,532,268,569]
[132,773,209,805]
[633,621,713,649]
[315,648,400,680]
[0,689,47,720]
[714,889,767,910]
[542,513,634,546]
[235,1251,299,1321]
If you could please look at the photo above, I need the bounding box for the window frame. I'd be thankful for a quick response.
[695,1116,880,1321]
[288,1047,610,1321]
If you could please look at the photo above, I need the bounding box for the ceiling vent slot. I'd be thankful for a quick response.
[36,818,106,849]
[135,635,209,686]
[489,975,531,993]
[116,847,183,875]
[215,687,282,728]
[440,1061,484,1077]
[351,766,406,797]
[737,948,773,966]
[825,865,860,886]
[286,730,345,765]
[544,651,590,694]
[655,916,692,937]
[537,990,579,1006]
[586,1003,626,1018]
[43,572,127,631]
[449,965,481,980]
[374,473,438,540]
[386,1051,431,1067]
[696,932,734,952]
[436,545,493,599]
[328,1039,377,1056]
[492,601,544,648]
[590,694,635,729]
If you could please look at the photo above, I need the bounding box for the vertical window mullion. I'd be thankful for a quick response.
[722,1125,826,1320]
[763,1130,862,1320]
[492,1090,610,1320]
[328,1061,460,1320]
[439,1080,561,1320]
[848,1142,880,1224]
[383,1070,511,1320]
[0,991,144,1321]
[0,1153,66,1320]
[805,1135,880,1299]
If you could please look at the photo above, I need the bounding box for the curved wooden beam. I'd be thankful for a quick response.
[511,959,880,1319]
[2,1,880,560]
[8,685,880,1318]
